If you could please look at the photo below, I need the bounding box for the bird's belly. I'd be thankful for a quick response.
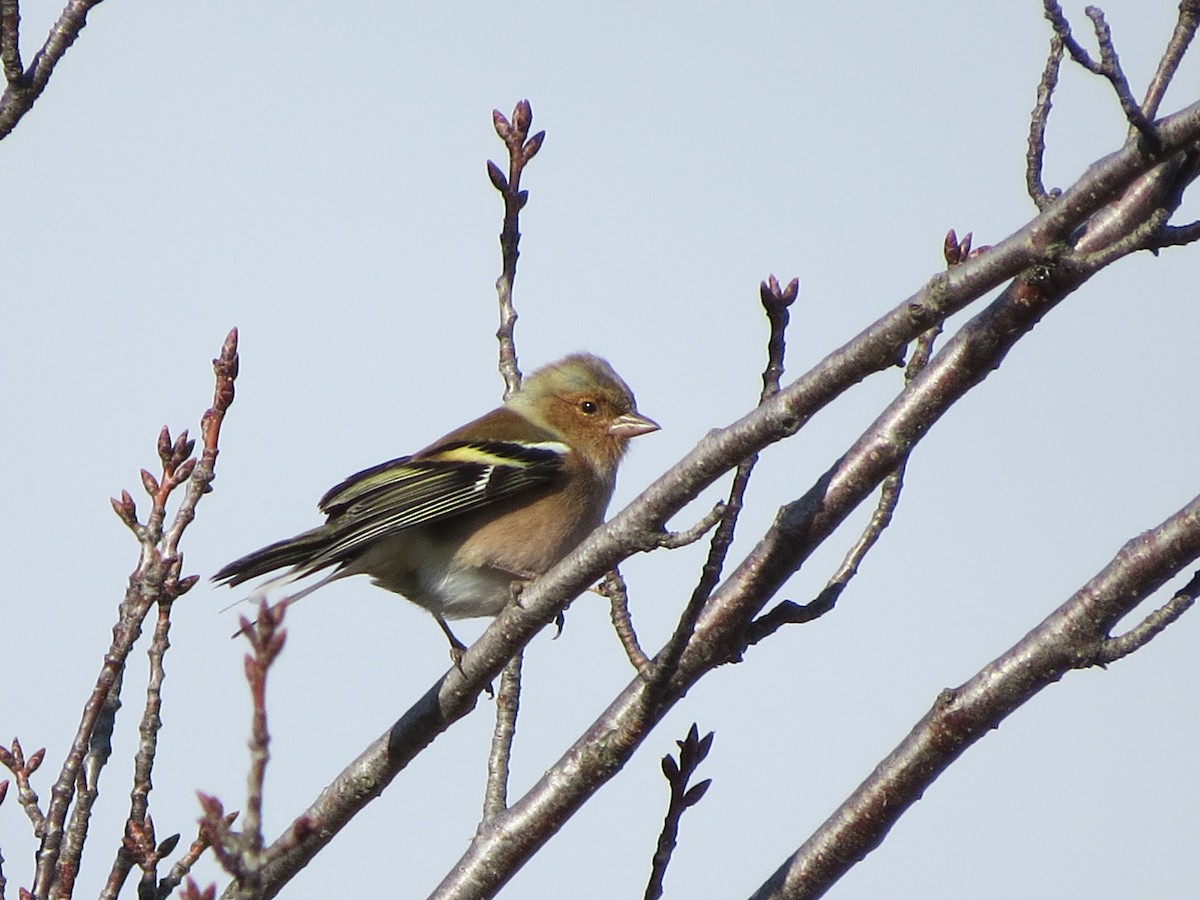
[414,565,515,619]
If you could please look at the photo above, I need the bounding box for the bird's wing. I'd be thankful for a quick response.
[311,439,569,561]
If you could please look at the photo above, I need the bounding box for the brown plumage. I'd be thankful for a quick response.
[213,354,658,655]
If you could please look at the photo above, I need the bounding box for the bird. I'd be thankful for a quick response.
[212,353,659,659]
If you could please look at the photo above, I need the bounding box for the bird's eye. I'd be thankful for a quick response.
[579,399,598,415]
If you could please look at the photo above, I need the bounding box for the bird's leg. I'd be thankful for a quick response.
[434,613,468,667]
[432,613,494,697]
[506,575,565,636]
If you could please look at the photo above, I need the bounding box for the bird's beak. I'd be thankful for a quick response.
[609,411,660,439]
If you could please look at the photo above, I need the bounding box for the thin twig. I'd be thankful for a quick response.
[0,738,46,831]
[746,325,941,645]
[1084,6,1158,143]
[241,603,287,880]
[1042,2,1156,144]
[1142,0,1200,121]
[155,822,225,900]
[482,653,523,819]
[488,100,544,398]
[477,100,545,825]
[59,667,123,898]
[655,503,725,549]
[203,602,287,899]
[1027,32,1063,210]
[1095,569,1200,664]
[648,277,799,687]
[0,0,21,84]
[100,595,176,898]
[599,569,653,677]
[30,332,237,899]
[1042,0,1101,69]
[644,725,713,900]
[1152,217,1200,247]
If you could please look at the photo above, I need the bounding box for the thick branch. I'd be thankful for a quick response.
[748,496,1200,900]
[0,0,104,140]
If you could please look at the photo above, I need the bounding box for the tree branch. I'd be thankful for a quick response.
[0,0,104,140]
[1142,0,1200,120]
[748,495,1200,900]
[488,99,544,399]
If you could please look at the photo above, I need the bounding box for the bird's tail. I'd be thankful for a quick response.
[211,526,336,588]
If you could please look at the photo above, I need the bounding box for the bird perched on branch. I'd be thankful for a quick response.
[213,354,658,658]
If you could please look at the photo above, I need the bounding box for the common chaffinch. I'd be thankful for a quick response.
[213,354,658,655]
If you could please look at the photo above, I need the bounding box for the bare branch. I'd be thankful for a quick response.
[29,332,237,898]
[481,653,523,819]
[0,0,22,84]
[599,569,653,677]
[655,503,725,550]
[747,324,940,645]
[474,103,545,822]
[0,738,46,832]
[748,494,1200,900]
[650,276,799,681]
[154,820,226,900]
[644,725,714,900]
[489,100,543,398]
[1142,0,1200,120]
[0,0,104,140]
[101,596,174,897]
[1153,217,1200,247]
[1042,2,1156,144]
[1027,33,1064,210]
[1096,569,1200,664]
[1084,6,1158,143]
[241,603,287,874]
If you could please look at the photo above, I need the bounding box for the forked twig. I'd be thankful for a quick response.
[647,276,798,686]
[745,324,940,647]
[644,725,713,900]
[487,99,545,399]
[478,99,547,824]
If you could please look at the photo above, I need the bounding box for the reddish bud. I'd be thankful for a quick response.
[140,469,160,497]
[157,426,172,463]
[492,109,512,141]
[175,457,198,484]
[487,160,509,193]
[111,491,138,527]
[661,755,678,780]
[157,832,181,858]
[523,130,546,161]
[512,99,532,135]
[683,778,712,807]
[943,229,961,266]
[781,278,799,305]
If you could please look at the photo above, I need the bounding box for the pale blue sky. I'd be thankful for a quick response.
[2,1,1197,897]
